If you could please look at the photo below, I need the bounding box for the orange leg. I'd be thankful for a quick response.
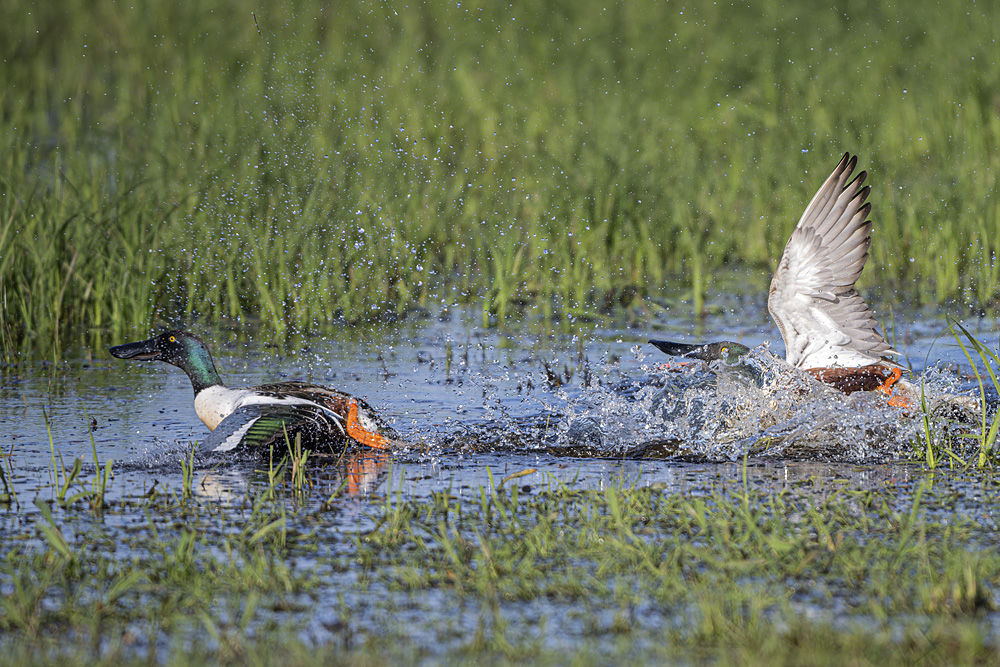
[876,367,911,408]
[887,393,911,408]
[345,400,391,449]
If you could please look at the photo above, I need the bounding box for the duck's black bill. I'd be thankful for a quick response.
[648,340,703,357]
[109,338,160,361]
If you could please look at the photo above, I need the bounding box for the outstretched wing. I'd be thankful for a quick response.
[768,153,900,369]
[199,403,344,455]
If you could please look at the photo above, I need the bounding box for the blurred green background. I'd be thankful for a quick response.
[2,0,998,360]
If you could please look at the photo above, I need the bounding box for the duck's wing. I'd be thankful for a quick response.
[253,382,396,434]
[768,153,900,369]
[200,403,344,455]
[254,382,355,410]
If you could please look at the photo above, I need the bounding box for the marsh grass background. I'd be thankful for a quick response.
[2,0,999,360]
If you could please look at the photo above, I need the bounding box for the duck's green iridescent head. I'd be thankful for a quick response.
[648,339,751,363]
[110,330,222,394]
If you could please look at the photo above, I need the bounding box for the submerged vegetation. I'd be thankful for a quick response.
[3,453,1000,664]
[2,0,1000,360]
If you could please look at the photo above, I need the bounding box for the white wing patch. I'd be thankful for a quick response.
[209,416,259,453]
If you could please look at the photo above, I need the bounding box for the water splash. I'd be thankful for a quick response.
[441,345,984,463]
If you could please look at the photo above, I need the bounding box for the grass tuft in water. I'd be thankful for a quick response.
[3,446,1000,662]
[948,319,1000,466]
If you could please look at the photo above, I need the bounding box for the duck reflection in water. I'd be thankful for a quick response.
[192,450,393,501]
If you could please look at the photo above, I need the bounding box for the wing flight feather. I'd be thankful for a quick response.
[767,153,899,369]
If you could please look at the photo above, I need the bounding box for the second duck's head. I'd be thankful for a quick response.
[648,340,751,363]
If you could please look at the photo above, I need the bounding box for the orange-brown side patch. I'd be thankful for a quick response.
[345,400,390,449]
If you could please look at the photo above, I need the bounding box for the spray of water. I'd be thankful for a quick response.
[435,343,982,463]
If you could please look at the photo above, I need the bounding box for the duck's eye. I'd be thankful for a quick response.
[169,336,176,342]
[722,347,729,355]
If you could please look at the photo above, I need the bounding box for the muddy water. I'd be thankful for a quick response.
[0,305,995,509]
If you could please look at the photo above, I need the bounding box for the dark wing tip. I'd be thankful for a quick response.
[843,153,857,174]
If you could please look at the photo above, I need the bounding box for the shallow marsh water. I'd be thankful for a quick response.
[1,303,997,519]
[3,306,1000,660]
[3,304,994,485]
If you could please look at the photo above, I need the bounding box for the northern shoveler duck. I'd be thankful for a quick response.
[650,153,912,408]
[110,331,396,454]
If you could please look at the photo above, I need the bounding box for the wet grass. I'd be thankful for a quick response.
[905,323,1000,471]
[4,323,1000,662]
[2,455,1000,664]
[3,0,1000,362]
[949,320,1000,465]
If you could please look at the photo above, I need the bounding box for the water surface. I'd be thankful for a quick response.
[3,306,1000,658]
[1,305,994,505]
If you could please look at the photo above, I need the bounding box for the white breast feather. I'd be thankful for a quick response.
[194,386,252,431]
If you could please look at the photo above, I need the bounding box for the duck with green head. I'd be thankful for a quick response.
[650,153,911,407]
[110,331,396,455]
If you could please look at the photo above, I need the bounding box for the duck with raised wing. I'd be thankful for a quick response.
[650,153,912,408]
[110,331,396,454]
